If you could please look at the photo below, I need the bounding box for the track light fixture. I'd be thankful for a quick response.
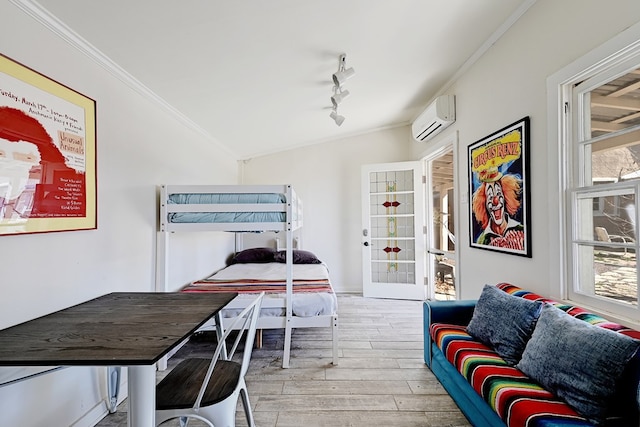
[329,53,354,126]
[331,88,350,108]
[332,54,355,87]
[330,109,345,126]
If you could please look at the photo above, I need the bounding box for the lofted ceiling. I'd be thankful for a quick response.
[26,0,534,159]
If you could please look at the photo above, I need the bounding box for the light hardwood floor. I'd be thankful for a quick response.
[96,294,470,427]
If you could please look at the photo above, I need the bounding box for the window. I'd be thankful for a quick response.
[564,53,640,319]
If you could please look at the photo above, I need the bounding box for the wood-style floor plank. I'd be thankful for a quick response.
[95,294,471,427]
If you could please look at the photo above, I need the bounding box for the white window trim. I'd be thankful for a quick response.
[547,21,640,326]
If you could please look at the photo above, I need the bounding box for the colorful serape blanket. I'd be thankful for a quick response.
[182,262,334,294]
[183,279,332,294]
[430,283,640,427]
[496,282,640,340]
[430,323,591,427]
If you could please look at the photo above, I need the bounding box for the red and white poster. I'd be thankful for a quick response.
[0,54,96,235]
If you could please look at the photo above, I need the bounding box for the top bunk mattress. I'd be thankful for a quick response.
[167,192,286,224]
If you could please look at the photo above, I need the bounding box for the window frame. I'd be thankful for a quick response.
[550,23,640,322]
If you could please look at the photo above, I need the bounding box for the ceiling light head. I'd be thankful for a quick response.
[331,89,350,108]
[332,53,355,87]
[332,67,355,87]
[330,110,345,126]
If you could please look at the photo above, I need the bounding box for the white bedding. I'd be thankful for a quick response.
[226,291,337,317]
[209,262,330,281]
[193,262,337,318]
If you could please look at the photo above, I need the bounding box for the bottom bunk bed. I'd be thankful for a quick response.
[182,247,339,368]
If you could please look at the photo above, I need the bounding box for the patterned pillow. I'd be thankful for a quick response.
[516,304,640,424]
[466,284,542,365]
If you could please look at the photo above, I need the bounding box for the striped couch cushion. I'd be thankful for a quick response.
[430,284,640,427]
[496,283,640,340]
[430,323,591,427]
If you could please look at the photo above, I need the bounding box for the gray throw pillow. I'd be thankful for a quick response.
[466,284,542,365]
[516,304,640,424]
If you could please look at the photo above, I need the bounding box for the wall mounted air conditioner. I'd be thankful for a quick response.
[411,95,456,142]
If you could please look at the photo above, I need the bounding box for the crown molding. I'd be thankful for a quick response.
[10,0,237,159]
[417,0,538,121]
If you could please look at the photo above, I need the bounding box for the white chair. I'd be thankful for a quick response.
[595,226,635,253]
[155,292,264,427]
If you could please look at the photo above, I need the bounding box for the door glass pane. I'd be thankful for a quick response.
[370,215,415,239]
[371,259,416,285]
[369,193,415,217]
[369,170,414,192]
[370,239,416,262]
[368,168,416,286]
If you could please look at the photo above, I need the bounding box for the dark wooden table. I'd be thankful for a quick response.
[0,291,237,426]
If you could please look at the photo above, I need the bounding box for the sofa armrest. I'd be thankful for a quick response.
[423,300,476,367]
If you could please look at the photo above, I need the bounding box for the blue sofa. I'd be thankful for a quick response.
[423,284,640,427]
[423,299,506,426]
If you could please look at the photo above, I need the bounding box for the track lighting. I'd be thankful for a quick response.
[329,53,354,126]
[331,89,350,108]
[330,109,345,126]
[332,54,355,87]
[332,67,355,87]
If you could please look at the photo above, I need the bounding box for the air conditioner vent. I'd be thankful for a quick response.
[411,95,455,142]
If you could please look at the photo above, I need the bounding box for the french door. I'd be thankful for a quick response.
[361,161,426,300]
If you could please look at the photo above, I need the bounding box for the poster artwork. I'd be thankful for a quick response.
[0,54,96,235]
[468,117,531,257]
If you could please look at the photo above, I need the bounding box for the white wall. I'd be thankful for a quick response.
[412,0,640,300]
[241,126,413,293]
[0,3,238,426]
[244,0,640,303]
[3,1,640,424]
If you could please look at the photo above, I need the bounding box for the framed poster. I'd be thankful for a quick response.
[468,117,531,257]
[0,54,96,235]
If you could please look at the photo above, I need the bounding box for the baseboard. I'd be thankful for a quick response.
[70,380,128,427]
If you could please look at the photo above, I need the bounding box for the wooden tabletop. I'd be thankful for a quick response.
[0,292,237,366]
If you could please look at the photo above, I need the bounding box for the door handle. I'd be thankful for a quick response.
[363,242,369,246]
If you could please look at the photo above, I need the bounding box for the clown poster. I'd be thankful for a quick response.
[468,117,531,257]
[0,54,96,235]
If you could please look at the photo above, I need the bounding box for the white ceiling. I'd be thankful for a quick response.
[29,0,532,159]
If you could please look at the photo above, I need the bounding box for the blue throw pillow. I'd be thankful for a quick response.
[466,284,542,365]
[516,304,640,424]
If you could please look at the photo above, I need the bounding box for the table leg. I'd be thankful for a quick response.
[107,366,121,413]
[127,365,156,427]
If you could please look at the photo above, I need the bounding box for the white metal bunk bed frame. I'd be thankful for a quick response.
[156,184,338,368]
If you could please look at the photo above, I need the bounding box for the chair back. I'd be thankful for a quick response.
[193,292,264,410]
[595,226,610,242]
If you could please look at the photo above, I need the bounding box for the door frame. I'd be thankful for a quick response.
[420,131,461,299]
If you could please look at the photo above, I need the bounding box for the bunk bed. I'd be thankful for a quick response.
[156,184,339,368]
